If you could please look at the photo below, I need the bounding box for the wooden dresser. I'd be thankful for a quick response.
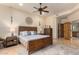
[44,28,53,37]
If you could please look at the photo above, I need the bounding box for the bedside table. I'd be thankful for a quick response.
[0,38,5,48]
[5,36,19,47]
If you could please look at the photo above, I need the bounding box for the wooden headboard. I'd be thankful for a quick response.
[18,26,37,35]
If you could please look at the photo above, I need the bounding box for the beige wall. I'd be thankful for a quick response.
[43,15,58,39]
[0,5,58,39]
[0,5,44,38]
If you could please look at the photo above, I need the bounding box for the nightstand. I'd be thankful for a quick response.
[5,36,19,47]
[0,38,5,48]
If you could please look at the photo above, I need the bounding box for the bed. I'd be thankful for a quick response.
[18,26,53,54]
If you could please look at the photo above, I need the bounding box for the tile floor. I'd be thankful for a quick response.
[0,38,79,55]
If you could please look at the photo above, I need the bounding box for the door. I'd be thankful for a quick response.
[64,22,71,40]
[58,24,64,38]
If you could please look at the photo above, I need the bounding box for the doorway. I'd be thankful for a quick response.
[58,24,64,38]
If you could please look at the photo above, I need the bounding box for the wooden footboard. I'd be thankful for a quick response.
[28,37,53,55]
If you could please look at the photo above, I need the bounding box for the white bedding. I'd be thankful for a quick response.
[19,35,49,48]
[19,35,49,41]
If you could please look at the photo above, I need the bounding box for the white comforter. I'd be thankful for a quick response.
[19,35,49,48]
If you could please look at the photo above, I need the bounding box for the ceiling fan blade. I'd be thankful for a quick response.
[33,7,38,9]
[43,6,47,9]
[43,10,49,13]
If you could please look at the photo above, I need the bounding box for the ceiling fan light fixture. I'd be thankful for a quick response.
[33,3,49,15]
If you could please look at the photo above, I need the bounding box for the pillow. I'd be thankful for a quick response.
[27,31,31,35]
[20,31,28,36]
[30,31,34,35]
[30,31,37,35]
[34,31,37,35]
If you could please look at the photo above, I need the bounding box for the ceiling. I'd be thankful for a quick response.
[0,3,78,16]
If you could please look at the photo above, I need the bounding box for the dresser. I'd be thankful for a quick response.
[44,28,53,37]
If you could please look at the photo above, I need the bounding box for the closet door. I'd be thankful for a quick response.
[64,22,71,40]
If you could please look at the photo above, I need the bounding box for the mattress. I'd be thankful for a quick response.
[19,35,49,48]
[19,35,49,41]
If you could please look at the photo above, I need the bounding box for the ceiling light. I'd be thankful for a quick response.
[19,3,23,6]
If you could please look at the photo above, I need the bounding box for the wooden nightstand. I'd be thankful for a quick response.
[5,36,19,47]
[0,38,5,48]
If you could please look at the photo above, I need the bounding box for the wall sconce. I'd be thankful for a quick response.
[10,16,14,36]
[9,7,15,36]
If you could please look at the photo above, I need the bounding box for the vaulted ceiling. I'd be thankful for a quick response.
[0,3,78,16]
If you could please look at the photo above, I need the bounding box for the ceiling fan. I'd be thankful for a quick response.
[33,3,49,15]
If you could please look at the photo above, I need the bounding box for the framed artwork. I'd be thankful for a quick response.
[25,17,33,25]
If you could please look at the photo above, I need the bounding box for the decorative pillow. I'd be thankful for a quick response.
[34,31,37,35]
[20,31,28,36]
[20,31,37,36]
[30,31,34,35]
[27,31,31,35]
[30,31,37,35]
